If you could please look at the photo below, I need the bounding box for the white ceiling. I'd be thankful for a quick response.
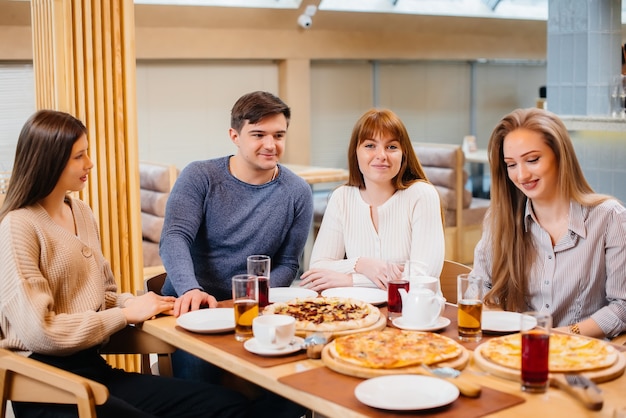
[133,0,626,22]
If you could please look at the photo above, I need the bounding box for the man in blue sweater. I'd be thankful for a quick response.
[159,91,312,405]
[161,90,313,308]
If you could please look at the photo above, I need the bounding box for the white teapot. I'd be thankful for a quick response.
[398,287,445,328]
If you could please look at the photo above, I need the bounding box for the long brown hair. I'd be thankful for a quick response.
[485,107,610,311]
[0,110,87,223]
[346,108,429,190]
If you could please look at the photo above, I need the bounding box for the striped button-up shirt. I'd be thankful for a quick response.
[472,199,626,337]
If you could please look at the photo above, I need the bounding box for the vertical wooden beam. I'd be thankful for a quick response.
[30,0,142,371]
[278,58,311,165]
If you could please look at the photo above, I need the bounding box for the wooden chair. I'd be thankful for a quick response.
[0,348,108,418]
[145,271,167,295]
[0,322,176,418]
[440,259,472,304]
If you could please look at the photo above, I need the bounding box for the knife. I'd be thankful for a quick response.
[549,373,603,411]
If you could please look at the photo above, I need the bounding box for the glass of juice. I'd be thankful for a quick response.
[232,274,259,341]
[521,311,552,393]
[457,274,484,342]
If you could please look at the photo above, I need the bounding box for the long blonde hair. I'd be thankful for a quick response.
[485,108,610,311]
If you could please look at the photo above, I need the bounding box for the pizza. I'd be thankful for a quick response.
[262,296,380,332]
[480,332,618,372]
[330,328,463,369]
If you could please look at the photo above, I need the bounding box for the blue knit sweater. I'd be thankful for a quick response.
[160,157,313,301]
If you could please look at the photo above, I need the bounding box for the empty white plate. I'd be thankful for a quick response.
[482,311,538,333]
[355,375,459,410]
[321,287,387,305]
[269,287,318,303]
[176,308,235,334]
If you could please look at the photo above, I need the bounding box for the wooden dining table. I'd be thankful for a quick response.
[139,303,626,418]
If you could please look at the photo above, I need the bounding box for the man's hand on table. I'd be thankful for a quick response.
[174,288,218,317]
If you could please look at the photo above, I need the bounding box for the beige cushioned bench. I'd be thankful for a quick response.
[139,162,178,268]
[413,142,490,264]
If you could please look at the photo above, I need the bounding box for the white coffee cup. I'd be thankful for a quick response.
[252,314,296,349]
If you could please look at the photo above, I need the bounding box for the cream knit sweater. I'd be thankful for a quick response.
[0,197,130,357]
[310,182,445,287]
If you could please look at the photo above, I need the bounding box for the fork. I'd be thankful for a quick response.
[421,364,482,397]
[549,373,603,411]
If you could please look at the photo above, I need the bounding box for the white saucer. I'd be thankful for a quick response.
[243,336,305,357]
[392,316,451,332]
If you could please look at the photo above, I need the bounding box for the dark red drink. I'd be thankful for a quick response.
[257,276,269,309]
[387,280,409,319]
[521,330,550,392]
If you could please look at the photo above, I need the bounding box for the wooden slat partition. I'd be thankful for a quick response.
[30,0,143,371]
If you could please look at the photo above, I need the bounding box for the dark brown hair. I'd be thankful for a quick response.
[0,110,86,222]
[230,91,291,132]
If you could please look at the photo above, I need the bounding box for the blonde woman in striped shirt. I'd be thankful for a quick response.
[472,108,626,339]
[300,108,445,291]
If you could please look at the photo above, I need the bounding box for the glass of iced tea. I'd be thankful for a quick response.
[247,255,271,309]
[232,274,259,341]
[387,280,410,320]
[521,311,552,393]
[457,274,484,342]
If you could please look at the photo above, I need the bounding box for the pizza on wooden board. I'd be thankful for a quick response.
[480,332,618,372]
[330,328,464,369]
[262,296,380,332]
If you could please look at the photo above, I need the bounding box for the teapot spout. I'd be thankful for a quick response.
[397,287,408,302]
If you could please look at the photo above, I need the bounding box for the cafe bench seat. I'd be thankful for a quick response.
[413,142,490,264]
[139,162,179,268]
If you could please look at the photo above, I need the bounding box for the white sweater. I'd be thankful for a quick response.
[309,182,445,287]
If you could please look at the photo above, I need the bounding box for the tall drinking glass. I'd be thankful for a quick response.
[247,255,270,309]
[457,274,484,342]
[232,274,259,341]
[386,260,408,320]
[521,312,552,393]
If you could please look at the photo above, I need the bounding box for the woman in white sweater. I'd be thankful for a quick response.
[0,110,265,418]
[300,108,445,291]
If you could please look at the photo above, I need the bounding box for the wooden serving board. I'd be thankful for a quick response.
[474,343,626,384]
[321,339,470,379]
[295,313,387,339]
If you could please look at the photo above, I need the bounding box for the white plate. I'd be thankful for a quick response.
[269,287,318,303]
[321,287,387,305]
[392,316,451,332]
[482,311,538,333]
[243,336,305,356]
[355,375,459,410]
[176,308,235,334]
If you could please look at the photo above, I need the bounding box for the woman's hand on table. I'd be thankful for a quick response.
[173,288,218,317]
[123,292,176,323]
[355,257,393,289]
[300,268,352,291]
